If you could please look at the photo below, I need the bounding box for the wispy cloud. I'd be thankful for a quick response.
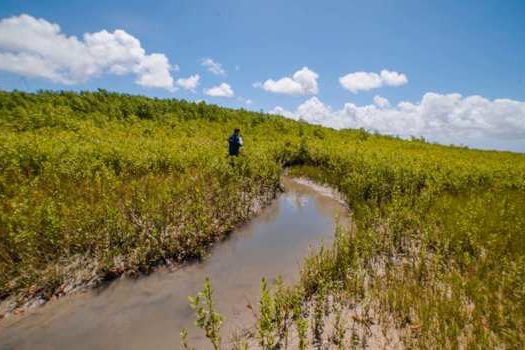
[201,58,226,75]
[373,95,391,108]
[237,96,252,105]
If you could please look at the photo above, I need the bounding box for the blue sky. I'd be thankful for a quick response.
[1,0,524,151]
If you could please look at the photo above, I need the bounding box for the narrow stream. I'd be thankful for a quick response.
[0,177,348,350]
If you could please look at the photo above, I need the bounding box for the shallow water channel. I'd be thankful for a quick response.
[0,177,348,350]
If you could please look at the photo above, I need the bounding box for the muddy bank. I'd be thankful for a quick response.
[0,177,349,350]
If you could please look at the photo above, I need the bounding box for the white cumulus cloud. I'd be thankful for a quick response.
[258,67,319,95]
[201,58,226,75]
[339,69,408,93]
[373,95,391,108]
[380,70,408,86]
[204,83,234,98]
[0,14,176,90]
[270,93,525,150]
[176,74,200,91]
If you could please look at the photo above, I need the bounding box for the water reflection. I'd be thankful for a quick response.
[0,177,348,350]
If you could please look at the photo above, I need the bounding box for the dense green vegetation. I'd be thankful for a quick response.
[1,90,524,348]
[0,90,296,303]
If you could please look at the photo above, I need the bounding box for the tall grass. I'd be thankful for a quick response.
[0,90,296,304]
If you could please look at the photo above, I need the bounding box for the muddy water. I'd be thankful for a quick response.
[0,177,348,350]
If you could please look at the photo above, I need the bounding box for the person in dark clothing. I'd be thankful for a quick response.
[228,128,243,156]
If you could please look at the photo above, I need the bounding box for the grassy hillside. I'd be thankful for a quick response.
[1,90,524,348]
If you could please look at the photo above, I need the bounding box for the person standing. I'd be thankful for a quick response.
[228,128,243,156]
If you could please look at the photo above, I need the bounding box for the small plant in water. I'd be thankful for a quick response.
[256,278,277,349]
[189,278,223,350]
[272,277,295,348]
[179,328,195,350]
